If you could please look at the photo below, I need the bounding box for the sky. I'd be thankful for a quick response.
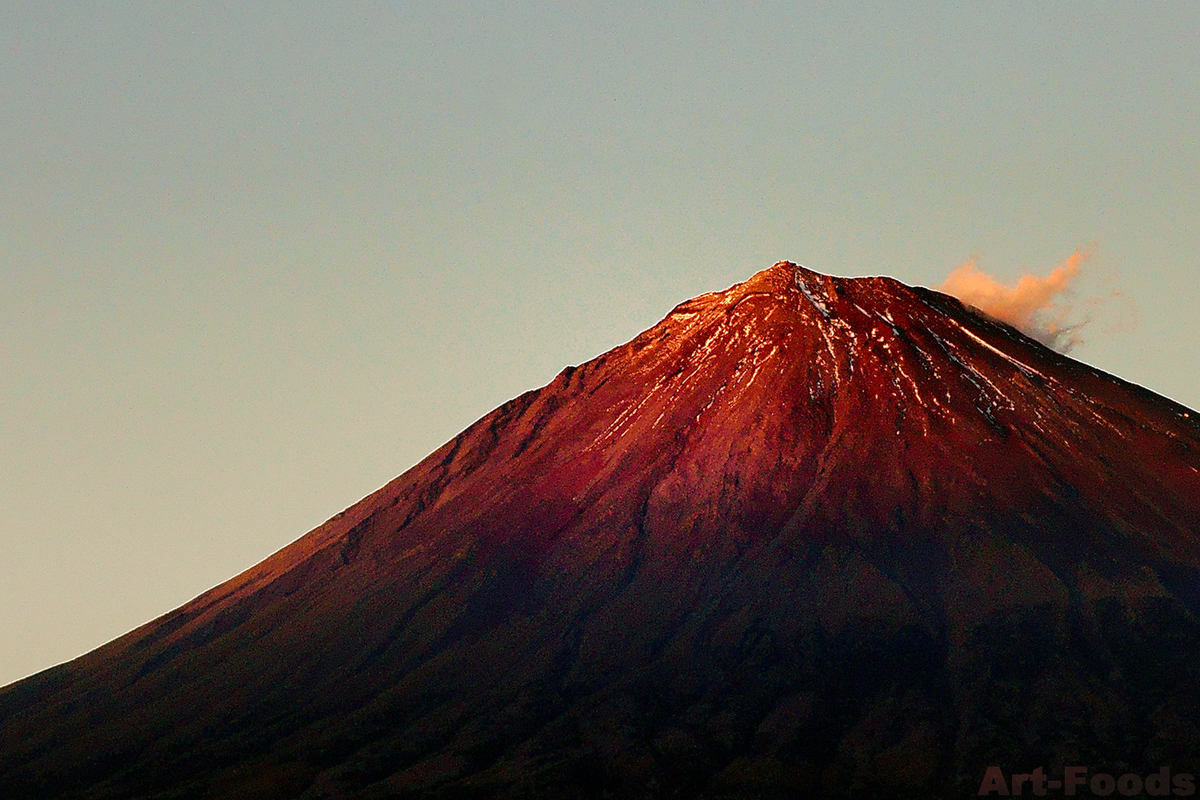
[2,2,1197,687]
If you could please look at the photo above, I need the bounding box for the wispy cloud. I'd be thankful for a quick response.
[938,251,1090,352]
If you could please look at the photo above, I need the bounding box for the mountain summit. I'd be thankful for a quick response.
[4,262,1200,798]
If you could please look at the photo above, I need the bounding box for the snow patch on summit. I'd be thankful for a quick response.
[792,266,834,319]
[953,322,1050,383]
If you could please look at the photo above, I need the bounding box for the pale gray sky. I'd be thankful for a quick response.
[2,2,1197,685]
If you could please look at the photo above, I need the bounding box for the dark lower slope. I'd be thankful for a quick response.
[3,263,1199,799]
[6,524,1200,800]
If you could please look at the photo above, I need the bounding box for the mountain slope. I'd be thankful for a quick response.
[3,262,1200,799]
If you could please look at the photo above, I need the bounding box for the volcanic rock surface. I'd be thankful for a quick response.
[4,262,1200,799]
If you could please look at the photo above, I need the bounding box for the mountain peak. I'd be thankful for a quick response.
[734,260,914,323]
[3,261,1200,799]
[749,258,831,293]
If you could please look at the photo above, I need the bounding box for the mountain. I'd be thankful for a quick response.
[3,262,1200,799]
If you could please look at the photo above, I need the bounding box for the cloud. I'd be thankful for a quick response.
[938,251,1090,352]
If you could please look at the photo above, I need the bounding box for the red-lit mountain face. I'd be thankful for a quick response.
[3,262,1200,799]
